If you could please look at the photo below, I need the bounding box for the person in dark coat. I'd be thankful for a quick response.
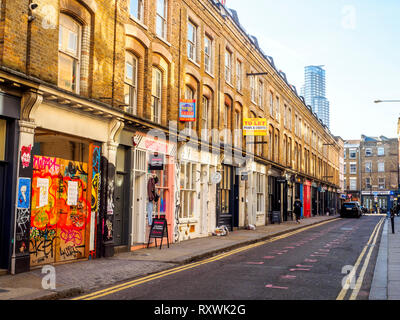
[294,198,302,223]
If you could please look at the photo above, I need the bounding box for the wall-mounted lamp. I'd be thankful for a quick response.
[28,3,38,22]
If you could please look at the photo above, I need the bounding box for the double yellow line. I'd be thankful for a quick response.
[73,219,337,300]
[336,217,384,300]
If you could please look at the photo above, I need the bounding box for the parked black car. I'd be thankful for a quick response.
[340,201,362,218]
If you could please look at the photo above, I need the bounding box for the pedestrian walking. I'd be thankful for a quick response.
[294,198,302,223]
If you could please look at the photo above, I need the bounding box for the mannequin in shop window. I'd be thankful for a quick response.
[147,174,159,226]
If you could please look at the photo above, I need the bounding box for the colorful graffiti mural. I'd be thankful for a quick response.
[89,144,100,259]
[30,156,89,266]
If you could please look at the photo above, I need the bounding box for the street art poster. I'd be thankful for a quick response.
[20,144,32,168]
[67,180,78,206]
[37,177,49,208]
[30,156,89,266]
[17,177,31,209]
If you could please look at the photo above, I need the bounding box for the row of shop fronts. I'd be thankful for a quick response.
[344,190,397,214]
[0,89,340,274]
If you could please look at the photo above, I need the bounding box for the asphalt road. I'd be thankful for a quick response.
[76,215,384,301]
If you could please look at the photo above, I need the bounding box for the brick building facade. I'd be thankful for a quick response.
[0,0,342,273]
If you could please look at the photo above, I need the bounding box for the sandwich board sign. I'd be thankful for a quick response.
[147,218,169,249]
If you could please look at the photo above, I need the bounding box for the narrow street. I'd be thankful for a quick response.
[75,216,383,300]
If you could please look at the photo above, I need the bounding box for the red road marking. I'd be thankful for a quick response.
[296,264,313,268]
[304,259,317,263]
[263,256,275,259]
[281,275,296,279]
[290,268,311,272]
[246,262,264,265]
[265,284,289,290]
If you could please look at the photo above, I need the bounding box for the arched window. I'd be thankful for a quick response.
[151,67,162,124]
[58,13,81,93]
[125,52,138,115]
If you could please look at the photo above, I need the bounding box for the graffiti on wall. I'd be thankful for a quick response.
[89,145,101,258]
[20,145,32,169]
[30,156,89,266]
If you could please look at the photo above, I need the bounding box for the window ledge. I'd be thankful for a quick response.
[129,16,148,30]
[188,58,200,69]
[225,81,234,90]
[205,70,215,79]
[155,34,171,47]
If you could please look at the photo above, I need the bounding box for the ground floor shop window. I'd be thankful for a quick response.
[179,162,196,219]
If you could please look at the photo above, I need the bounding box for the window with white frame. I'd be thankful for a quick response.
[124,52,138,115]
[365,161,372,173]
[344,163,346,174]
[234,110,241,148]
[377,147,385,156]
[379,177,385,189]
[185,86,195,131]
[349,148,357,159]
[256,173,265,213]
[151,67,162,124]
[250,75,255,103]
[258,80,263,107]
[156,0,167,39]
[236,60,242,91]
[365,177,371,188]
[187,20,197,61]
[269,92,274,117]
[225,49,232,84]
[58,13,81,93]
[179,162,196,219]
[378,161,385,172]
[204,35,212,73]
[284,105,287,128]
[365,148,372,157]
[275,96,280,121]
[350,162,357,174]
[350,177,357,191]
[129,0,144,22]
[201,96,209,133]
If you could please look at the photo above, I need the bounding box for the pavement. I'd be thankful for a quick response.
[0,213,394,300]
[369,216,400,300]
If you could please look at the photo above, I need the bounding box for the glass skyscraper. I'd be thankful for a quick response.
[301,65,330,129]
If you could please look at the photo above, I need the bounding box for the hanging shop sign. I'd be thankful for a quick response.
[276,176,287,183]
[243,118,267,136]
[147,218,169,249]
[179,99,196,122]
[149,152,164,171]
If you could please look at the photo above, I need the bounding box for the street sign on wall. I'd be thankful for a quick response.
[179,99,196,122]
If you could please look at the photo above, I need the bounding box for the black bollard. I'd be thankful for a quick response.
[390,209,395,234]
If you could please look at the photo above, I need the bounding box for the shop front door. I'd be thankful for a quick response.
[217,165,237,231]
[30,156,89,266]
[114,172,129,246]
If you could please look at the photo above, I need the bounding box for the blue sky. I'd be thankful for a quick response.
[227,0,400,140]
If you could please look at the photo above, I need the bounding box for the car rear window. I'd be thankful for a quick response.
[343,203,356,208]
